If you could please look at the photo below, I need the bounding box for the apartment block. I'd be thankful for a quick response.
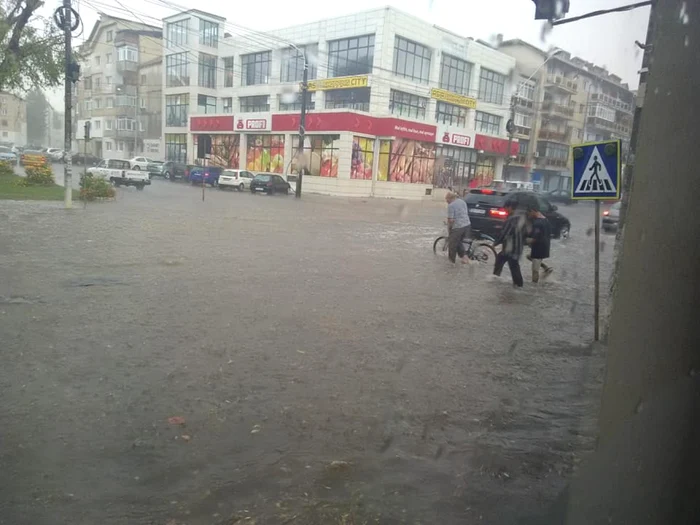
[75,14,163,159]
[0,92,27,146]
[500,39,634,192]
[162,7,518,199]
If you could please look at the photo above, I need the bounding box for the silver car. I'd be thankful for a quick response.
[602,201,621,232]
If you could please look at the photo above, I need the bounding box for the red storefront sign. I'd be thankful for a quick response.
[272,112,436,142]
[190,116,235,132]
[475,134,519,157]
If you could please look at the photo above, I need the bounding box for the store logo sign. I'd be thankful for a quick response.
[237,118,269,131]
[441,130,474,148]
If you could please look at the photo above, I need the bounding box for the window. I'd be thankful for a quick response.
[439,54,472,95]
[166,94,189,127]
[95,56,101,66]
[105,120,113,130]
[105,76,112,86]
[280,44,318,82]
[107,98,114,108]
[198,53,217,88]
[583,80,589,90]
[197,94,217,114]
[139,121,144,132]
[590,104,616,121]
[106,53,112,64]
[327,35,374,77]
[94,98,101,109]
[117,118,136,131]
[93,120,101,130]
[140,97,146,109]
[478,68,506,104]
[239,95,269,113]
[141,74,147,85]
[537,141,569,161]
[435,102,467,127]
[118,142,124,151]
[166,19,188,48]
[290,135,339,177]
[223,97,233,113]
[518,139,529,155]
[106,30,113,42]
[246,135,285,173]
[106,142,112,151]
[165,133,187,162]
[94,77,100,88]
[166,53,189,87]
[379,139,436,183]
[434,145,477,189]
[393,36,432,84]
[516,79,535,100]
[514,112,532,128]
[351,136,374,180]
[389,90,427,119]
[117,46,138,62]
[579,103,585,113]
[223,57,234,88]
[116,95,136,107]
[1,119,7,126]
[241,51,271,86]
[278,92,315,111]
[475,111,502,135]
[325,88,370,111]
[199,19,218,47]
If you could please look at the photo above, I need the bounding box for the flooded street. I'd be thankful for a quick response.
[0,182,613,524]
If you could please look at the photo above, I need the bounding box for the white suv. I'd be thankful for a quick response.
[218,169,255,191]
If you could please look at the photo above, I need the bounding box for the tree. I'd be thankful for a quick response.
[26,89,49,145]
[0,0,64,92]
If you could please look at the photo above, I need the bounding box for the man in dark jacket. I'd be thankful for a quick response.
[492,198,528,287]
[526,207,553,283]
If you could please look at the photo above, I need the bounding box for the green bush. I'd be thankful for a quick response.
[79,173,116,201]
[24,165,55,186]
[0,160,16,177]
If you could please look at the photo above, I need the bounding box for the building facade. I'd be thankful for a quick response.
[162,7,518,199]
[500,39,634,191]
[75,14,163,159]
[0,92,27,146]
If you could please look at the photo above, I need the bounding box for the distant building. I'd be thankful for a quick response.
[499,39,634,191]
[0,92,27,146]
[75,14,163,159]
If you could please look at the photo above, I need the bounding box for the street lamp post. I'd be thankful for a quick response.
[290,43,309,199]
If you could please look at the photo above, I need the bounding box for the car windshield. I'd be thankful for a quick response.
[255,175,271,181]
[0,147,10,153]
[465,191,507,206]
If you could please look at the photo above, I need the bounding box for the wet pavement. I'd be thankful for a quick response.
[0,181,613,525]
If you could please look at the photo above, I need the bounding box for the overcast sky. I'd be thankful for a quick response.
[44,0,650,109]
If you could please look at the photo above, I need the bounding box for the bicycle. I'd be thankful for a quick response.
[433,227,497,264]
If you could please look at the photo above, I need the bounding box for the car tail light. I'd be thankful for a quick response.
[489,208,509,218]
[480,189,494,194]
[603,210,610,216]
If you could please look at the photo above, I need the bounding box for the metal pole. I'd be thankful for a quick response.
[62,0,73,208]
[295,53,308,199]
[201,157,206,201]
[594,200,601,341]
[503,95,515,181]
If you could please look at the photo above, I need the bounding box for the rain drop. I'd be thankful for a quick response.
[684,35,690,48]
[679,2,689,25]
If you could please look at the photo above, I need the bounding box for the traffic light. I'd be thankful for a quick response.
[532,0,570,20]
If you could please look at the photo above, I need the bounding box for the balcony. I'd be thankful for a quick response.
[586,116,630,135]
[116,60,138,73]
[545,75,578,93]
[542,101,574,119]
[538,128,571,143]
[535,155,568,169]
[590,93,632,113]
[512,154,528,165]
[514,96,535,112]
[514,125,531,137]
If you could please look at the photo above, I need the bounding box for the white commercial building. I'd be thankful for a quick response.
[162,7,517,198]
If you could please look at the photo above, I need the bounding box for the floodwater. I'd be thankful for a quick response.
[0,182,613,524]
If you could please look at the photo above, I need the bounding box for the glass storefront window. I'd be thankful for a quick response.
[434,145,477,190]
[291,135,340,178]
[378,139,436,184]
[165,133,187,162]
[474,157,496,187]
[210,135,240,168]
[351,136,374,180]
[246,135,285,173]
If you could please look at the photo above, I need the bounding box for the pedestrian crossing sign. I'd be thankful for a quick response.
[571,140,621,200]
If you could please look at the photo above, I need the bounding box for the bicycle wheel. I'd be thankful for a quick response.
[471,242,497,264]
[433,236,449,255]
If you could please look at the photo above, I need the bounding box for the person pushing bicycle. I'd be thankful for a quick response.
[445,191,471,264]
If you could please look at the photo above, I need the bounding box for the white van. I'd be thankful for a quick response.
[218,169,256,191]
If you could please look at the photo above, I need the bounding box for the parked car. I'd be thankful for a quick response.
[602,201,622,232]
[161,161,193,181]
[188,165,223,186]
[20,150,48,167]
[87,158,151,189]
[128,156,155,170]
[147,160,165,178]
[218,169,256,191]
[70,152,101,166]
[45,148,64,162]
[250,173,292,195]
[465,189,571,239]
[547,188,575,205]
[0,146,17,162]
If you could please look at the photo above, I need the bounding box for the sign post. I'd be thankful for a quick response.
[572,139,621,341]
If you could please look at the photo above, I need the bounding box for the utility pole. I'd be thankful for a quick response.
[133,84,139,157]
[503,95,516,181]
[295,49,308,199]
[62,0,73,208]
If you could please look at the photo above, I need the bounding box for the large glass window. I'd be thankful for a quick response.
[166,19,188,48]
[117,45,138,62]
[389,90,427,119]
[434,145,478,189]
[223,57,234,88]
[537,141,569,161]
[278,92,315,111]
[475,111,502,135]
[327,35,374,77]
[117,117,136,131]
[280,45,318,82]
[222,97,233,113]
[439,54,472,95]
[518,139,529,155]
[516,79,535,100]
[246,135,285,173]
[378,139,436,184]
[241,51,271,86]
[478,68,506,104]
[197,94,216,114]
[436,102,468,127]
[324,88,370,111]
[393,36,432,84]
[165,133,187,162]
[198,53,217,88]
[166,94,189,127]
[166,53,189,87]
[290,135,340,178]
[240,95,269,113]
[351,136,374,180]
[199,19,218,48]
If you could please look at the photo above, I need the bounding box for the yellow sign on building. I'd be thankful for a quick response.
[307,75,369,92]
[430,88,477,109]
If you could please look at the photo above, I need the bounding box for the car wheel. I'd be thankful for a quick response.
[136,183,145,191]
[284,186,289,195]
[559,224,570,239]
[269,186,275,196]
[165,171,172,180]
[238,183,244,192]
[133,165,140,170]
